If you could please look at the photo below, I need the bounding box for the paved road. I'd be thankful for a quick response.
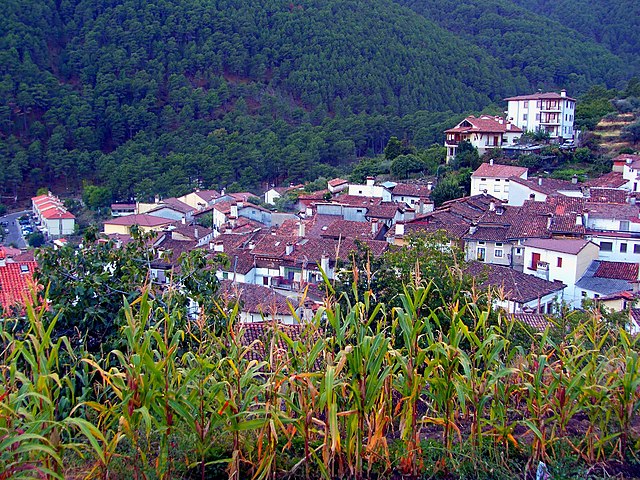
[0,209,30,248]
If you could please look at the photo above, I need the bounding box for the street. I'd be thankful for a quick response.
[0,209,30,249]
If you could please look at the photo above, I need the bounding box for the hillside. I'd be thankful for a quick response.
[395,0,632,92]
[510,0,640,72]
[0,0,636,203]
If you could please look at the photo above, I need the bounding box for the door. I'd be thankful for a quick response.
[531,252,541,270]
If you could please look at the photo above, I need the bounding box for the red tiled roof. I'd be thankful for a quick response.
[473,163,528,179]
[328,178,348,187]
[594,261,639,282]
[41,208,75,220]
[509,176,581,195]
[446,115,523,134]
[391,183,431,198]
[613,154,640,168]
[219,280,293,316]
[111,203,136,210]
[504,92,576,102]
[0,259,38,314]
[366,202,404,219]
[585,172,627,189]
[320,220,376,240]
[511,313,551,331]
[331,195,383,207]
[464,225,509,242]
[467,262,565,304]
[586,188,628,204]
[524,238,592,255]
[104,214,173,227]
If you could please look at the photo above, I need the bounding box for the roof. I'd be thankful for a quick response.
[111,203,136,210]
[41,208,75,220]
[219,280,293,316]
[193,189,221,202]
[594,261,639,282]
[509,176,581,195]
[320,219,377,240]
[524,237,593,255]
[328,178,349,187]
[576,261,636,295]
[472,162,528,179]
[467,262,565,303]
[464,225,509,242]
[510,313,551,331]
[504,92,576,102]
[586,188,628,204]
[446,115,523,134]
[613,154,640,168]
[0,258,38,314]
[366,202,404,219]
[104,214,174,227]
[585,172,627,189]
[391,183,432,198]
[148,197,193,214]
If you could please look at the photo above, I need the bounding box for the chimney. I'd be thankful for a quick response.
[547,215,552,229]
[576,215,583,226]
[230,203,238,219]
[154,194,160,204]
[237,201,244,209]
[248,241,256,250]
[194,228,199,239]
[538,178,543,186]
[305,206,313,217]
[181,217,186,225]
[571,174,578,184]
[286,243,294,255]
[320,253,330,273]
[366,176,375,187]
[298,221,305,238]
[506,123,511,131]
[469,223,477,235]
[371,218,379,236]
[490,159,494,166]
[630,196,637,205]
[395,222,405,237]
[560,89,566,98]
[221,188,226,196]
[209,241,214,250]
[427,181,433,191]
[489,201,495,212]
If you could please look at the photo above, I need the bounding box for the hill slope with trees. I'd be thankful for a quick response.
[0,0,636,203]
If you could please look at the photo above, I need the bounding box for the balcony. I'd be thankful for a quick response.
[541,103,561,112]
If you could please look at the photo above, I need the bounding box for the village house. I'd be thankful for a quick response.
[177,189,221,210]
[347,177,392,201]
[103,214,174,236]
[467,262,565,314]
[575,260,639,308]
[389,183,434,214]
[444,116,523,162]
[522,237,599,308]
[327,178,349,194]
[31,192,76,238]
[507,176,583,206]
[0,247,38,315]
[470,161,528,201]
[110,203,136,217]
[504,90,576,140]
[264,184,303,205]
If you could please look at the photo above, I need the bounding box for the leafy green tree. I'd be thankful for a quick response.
[621,121,640,144]
[27,231,45,248]
[82,184,112,210]
[0,204,6,216]
[390,154,425,179]
[430,177,463,206]
[451,140,480,170]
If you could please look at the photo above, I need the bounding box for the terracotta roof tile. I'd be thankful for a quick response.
[509,176,581,195]
[586,188,628,204]
[391,183,431,198]
[511,313,551,331]
[446,115,523,134]
[585,172,627,189]
[0,259,38,314]
[504,92,576,102]
[473,162,528,179]
[104,214,174,227]
[594,261,639,282]
[466,262,565,303]
[219,280,292,316]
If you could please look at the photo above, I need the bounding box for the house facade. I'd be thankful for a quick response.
[470,161,528,200]
[444,115,523,162]
[504,90,576,140]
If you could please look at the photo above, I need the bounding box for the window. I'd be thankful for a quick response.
[537,100,542,108]
[582,291,587,297]
[557,257,562,267]
[621,243,628,253]
[481,178,487,181]
[523,114,528,121]
[478,241,486,245]
[477,247,486,261]
[634,244,640,254]
[524,100,528,108]
[496,242,503,247]
[620,220,630,231]
[515,247,523,255]
[496,178,501,182]
[494,185,501,192]
[263,276,269,285]
[536,113,540,121]
[600,241,613,252]
[479,183,487,191]
[495,249,503,258]
[223,272,229,279]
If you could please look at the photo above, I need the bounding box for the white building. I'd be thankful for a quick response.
[444,115,523,162]
[347,177,392,201]
[505,90,576,140]
[31,193,76,238]
[523,238,599,307]
[470,160,528,201]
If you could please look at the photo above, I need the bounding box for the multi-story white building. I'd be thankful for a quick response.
[444,115,523,162]
[470,160,528,201]
[504,90,576,140]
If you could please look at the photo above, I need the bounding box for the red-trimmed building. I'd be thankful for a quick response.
[0,247,38,316]
[31,192,75,238]
[445,115,523,162]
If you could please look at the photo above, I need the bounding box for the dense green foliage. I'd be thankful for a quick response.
[510,0,640,72]
[397,0,631,92]
[1,273,639,479]
[0,0,636,203]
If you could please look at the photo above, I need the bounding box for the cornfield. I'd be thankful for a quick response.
[1,278,639,479]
